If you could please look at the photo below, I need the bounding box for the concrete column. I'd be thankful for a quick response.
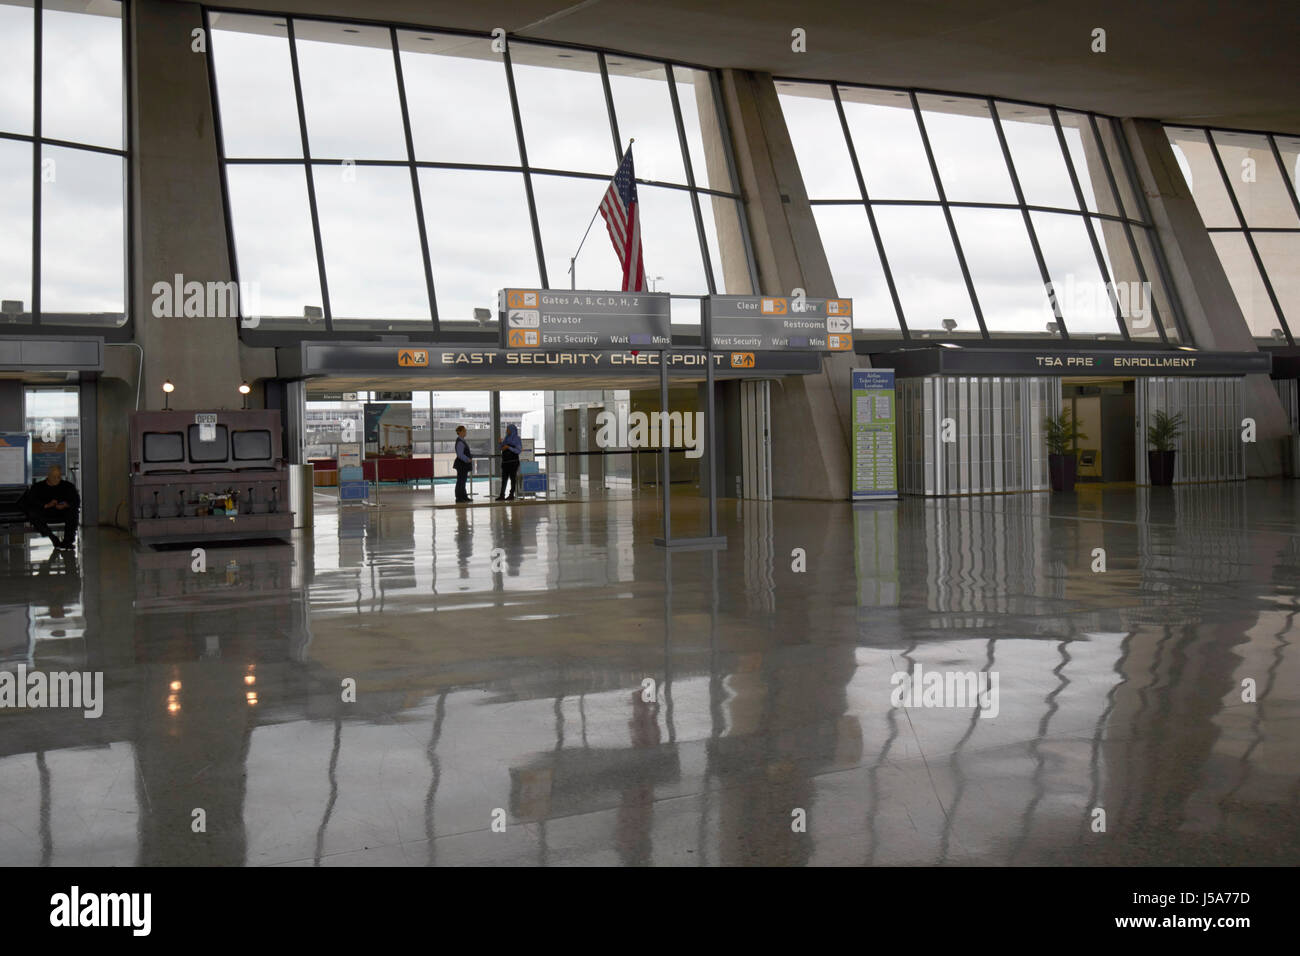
[96,0,277,526]
[1123,118,1289,476]
[717,69,856,500]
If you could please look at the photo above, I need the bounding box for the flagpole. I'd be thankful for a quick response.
[570,138,634,290]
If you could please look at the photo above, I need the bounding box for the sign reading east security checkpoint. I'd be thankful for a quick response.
[705,295,854,352]
[499,289,672,350]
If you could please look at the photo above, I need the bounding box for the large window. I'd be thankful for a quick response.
[778,82,1181,343]
[207,14,753,335]
[1166,126,1300,343]
[0,0,127,331]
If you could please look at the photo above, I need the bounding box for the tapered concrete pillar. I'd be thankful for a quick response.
[1123,118,1288,476]
[97,0,275,526]
[717,69,855,500]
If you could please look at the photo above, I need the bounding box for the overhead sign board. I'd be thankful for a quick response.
[705,295,854,352]
[499,289,672,350]
[877,348,1273,378]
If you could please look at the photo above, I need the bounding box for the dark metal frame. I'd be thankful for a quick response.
[201,5,749,346]
[0,0,132,341]
[777,77,1188,346]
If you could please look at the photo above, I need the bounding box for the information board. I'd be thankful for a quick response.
[0,433,32,487]
[499,289,671,350]
[705,295,853,352]
[851,369,897,499]
[337,442,367,502]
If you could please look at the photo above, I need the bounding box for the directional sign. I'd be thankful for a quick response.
[500,289,672,350]
[705,295,854,352]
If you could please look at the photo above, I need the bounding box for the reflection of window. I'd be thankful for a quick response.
[1166,125,1300,341]
[2,0,127,331]
[188,425,230,462]
[779,78,1177,341]
[144,433,185,463]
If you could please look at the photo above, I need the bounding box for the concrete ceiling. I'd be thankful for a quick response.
[188,0,1300,133]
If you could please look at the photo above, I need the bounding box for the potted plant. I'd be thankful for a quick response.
[1045,409,1087,492]
[1146,409,1184,486]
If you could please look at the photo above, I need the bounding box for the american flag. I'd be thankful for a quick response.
[599,147,646,292]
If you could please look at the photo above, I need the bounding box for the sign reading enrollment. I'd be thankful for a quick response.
[851,369,897,500]
[705,295,853,352]
[499,289,671,350]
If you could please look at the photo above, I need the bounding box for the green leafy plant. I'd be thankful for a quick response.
[1044,410,1088,456]
[1146,409,1184,452]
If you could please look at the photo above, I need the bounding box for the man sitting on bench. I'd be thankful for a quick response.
[18,464,80,550]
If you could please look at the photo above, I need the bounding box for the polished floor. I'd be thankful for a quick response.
[1,481,1298,866]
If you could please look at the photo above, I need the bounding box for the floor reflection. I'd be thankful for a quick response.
[0,481,1297,865]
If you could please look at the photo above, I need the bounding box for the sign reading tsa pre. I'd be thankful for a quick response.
[851,369,897,500]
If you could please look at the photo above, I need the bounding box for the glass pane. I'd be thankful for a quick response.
[1131,226,1181,342]
[0,138,32,325]
[606,58,685,184]
[0,1,34,136]
[838,86,935,200]
[1092,115,1140,219]
[41,145,124,323]
[24,387,80,483]
[1275,135,1300,194]
[998,103,1078,210]
[532,172,622,291]
[418,168,537,321]
[1091,216,1160,339]
[638,185,706,295]
[915,93,1016,204]
[1253,232,1300,334]
[1209,232,1281,338]
[1166,127,1239,227]
[398,31,517,166]
[775,82,859,200]
[313,163,430,323]
[872,205,978,335]
[699,195,752,294]
[210,14,301,159]
[511,45,614,175]
[294,20,406,161]
[674,67,731,191]
[1030,211,1118,337]
[41,0,122,150]
[225,164,323,328]
[811,204,900,334]
[952,208,1056,335]
[1210,130,1300,229]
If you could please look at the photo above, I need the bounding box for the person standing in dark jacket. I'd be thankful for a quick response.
[453,426,474,503]
[19,464,80,549]
[497,424,522,501]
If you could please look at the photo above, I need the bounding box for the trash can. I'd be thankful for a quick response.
[289,463,314,530]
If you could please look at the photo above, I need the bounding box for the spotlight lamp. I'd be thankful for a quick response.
[162,379,175,410]
[239,381,252,409]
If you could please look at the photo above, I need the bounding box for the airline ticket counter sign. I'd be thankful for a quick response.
[704,295,853,352]
[851,368,897,500]
[499,289,672,350]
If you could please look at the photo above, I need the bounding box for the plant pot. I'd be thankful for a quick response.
[1048,453,1078,492]
[1148,449,1177,486]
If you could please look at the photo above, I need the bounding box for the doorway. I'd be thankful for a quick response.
[1063,378,1135,483]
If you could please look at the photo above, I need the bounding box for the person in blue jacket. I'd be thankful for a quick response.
[497,424,522,501]
[453,425,474,503]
